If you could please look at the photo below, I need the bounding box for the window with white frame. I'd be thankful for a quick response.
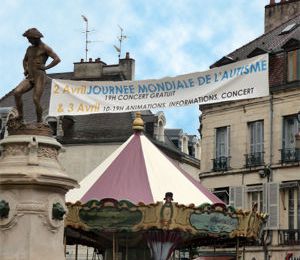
[214,126,230,171]
[216,126,230,158]
[246,121,264,167]
[247,187,263,212]
[249,121,264,154]
[288,186,300,230]
[282,115,300,162]
[283,115,299,149]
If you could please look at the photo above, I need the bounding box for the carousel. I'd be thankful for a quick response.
[64,113,266,260]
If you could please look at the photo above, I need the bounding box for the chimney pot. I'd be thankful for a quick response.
[80,58,84,63]
[269,0,275,5]
[89,58,93,62]
[125,52,130,59]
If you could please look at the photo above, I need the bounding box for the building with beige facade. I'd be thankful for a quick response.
[199,1,300,259]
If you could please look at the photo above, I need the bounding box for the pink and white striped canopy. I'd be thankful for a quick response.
[66,132,222,205]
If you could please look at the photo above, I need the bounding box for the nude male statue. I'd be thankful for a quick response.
[14,28,61,123]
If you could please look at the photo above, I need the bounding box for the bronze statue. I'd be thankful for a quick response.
[14,28,61,123]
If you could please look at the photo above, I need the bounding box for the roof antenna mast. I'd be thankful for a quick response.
[81,15,89,61]
[114,25,128,59]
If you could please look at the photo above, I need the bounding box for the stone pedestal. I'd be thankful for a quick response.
[0,133,78,260]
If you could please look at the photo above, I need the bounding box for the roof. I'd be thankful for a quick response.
[66,132,220,205]
[211,14,300,68]
[165,128,183,137]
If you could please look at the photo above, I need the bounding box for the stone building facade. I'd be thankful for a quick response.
[198,1,300,259]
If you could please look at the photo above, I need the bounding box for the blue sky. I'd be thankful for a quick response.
[0,0,268,135]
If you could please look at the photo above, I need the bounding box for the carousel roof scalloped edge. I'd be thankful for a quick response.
[65,198,267,243]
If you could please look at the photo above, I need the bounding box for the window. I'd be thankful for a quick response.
[157,120,165,142]
[287,49,300,82]
[182,135,188,154]
[246,121,264,167]
[213,187,229,205]
[214,126,230,171]
[288,187,300,230]
[279,184,300,245]
[286,187,300,243]
[246,185,263,212]
[282,115,300,163]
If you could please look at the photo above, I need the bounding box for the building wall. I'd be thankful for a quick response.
[59,143,120,181]
[178,161,200,181]
[199,59,300,259]
[201,88,300,174]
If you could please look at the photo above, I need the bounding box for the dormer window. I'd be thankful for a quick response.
[155,111,166,143]
[282,38,300,83]
[287,49,300,82]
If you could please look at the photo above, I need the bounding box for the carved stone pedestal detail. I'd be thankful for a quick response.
[0,132,78,260]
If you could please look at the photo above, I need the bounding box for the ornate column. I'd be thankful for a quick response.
[0,126,78,260]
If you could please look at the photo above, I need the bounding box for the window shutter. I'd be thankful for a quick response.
[263,182,279,229]
[229,187,235,207]
[235,186,244,209]
[229,186,244,209]
[268,182,279,229]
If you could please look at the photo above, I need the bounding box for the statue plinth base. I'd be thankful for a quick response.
[0,126,78,260]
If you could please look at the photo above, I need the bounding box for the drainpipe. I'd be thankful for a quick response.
[263,94,274,260]
[269,94,274,181]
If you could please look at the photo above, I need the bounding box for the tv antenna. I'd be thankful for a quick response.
[113,25,128,59]
[81,15,102,61]
[81,15,90,61]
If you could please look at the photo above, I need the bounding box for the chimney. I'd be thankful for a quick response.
[265,0,300,33]
[119,52,135,80]
[73,58,106,79]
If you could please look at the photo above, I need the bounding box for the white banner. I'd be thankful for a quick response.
[49,54,269,116]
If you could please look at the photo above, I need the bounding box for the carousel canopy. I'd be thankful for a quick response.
[66,113,222,206]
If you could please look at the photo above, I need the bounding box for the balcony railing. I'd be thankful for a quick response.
[213,156,230,172]
[278,229,300,246]
[280,148,300,164]
[245,152,264,168]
